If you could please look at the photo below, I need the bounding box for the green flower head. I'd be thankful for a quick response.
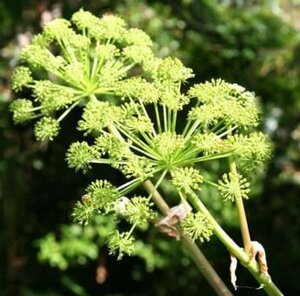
[11,66,33,91]
[66,141,99,173]
[181,212,214,242]
[107,230,135,260]
[86,179,119,213]
[10,99,34,124]
[218,172,250,202]
[34,117,60,141]
[172,167,203,193]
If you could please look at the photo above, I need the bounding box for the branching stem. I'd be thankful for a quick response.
[143,180,233,296]
[107,124,233,296]
[186,187,284,296]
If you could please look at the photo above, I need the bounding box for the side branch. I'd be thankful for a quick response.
[143,180,233,296]
[186,188,284,296]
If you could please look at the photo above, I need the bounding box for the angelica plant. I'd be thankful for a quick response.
[10,9,283,295]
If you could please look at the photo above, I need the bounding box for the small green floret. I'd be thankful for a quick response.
[181,212,214,242]
[95,14,127,41]
[10,99,34,123]
[107,230,135,260]
[33,80,77,114]
[78,100,122,134]
[72,199,98,226]
[94,133,131,160]
[11,67,33,91]
[34,117,60,141]
[125,115,153,133]
[124,28,153,47]
[94,44,120,60]
[227,132,272,170]
[172,167,203,193]
[152,132,185,164]
[156,57,194,82]
[120,155,154,180]
[72,10,127,41]
[188,79,245,103]
[192,132,225,155]
[188,79,259,128]
[71,9,98,32]
[63,62,86,87]
[66,141,99,173]
[188,104,222,126]
[218,172,250,202]
[43,18,73,41]
[115,77,159,104]
[21,44,66,72]
[123,196,157,227]
[122,45,155,67]
[159,89,189,111]
[86,179,119,213]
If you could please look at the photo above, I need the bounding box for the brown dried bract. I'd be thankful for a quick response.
[249,241,270,279]
[229,241,271,290]
[155,203,190,241]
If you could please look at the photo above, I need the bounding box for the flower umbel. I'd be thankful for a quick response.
[218,172,250,202]
[172,167,203,193]
[181,212,214,242]
[34,117,60,141]
[10,10,272,263]
[66,142,99,173]
[107,230,135,260]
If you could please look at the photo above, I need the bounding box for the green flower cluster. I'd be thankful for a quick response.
[181,212,214,242]
[72,179,119,225]
[188,78,259,128]
[218,172,250,202]
[119,196,157,227]
[172,167,203,193]
[10,9,273,260]
[107,230,135,260]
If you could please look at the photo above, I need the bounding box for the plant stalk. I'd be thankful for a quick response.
[107,124,233,296]
[143,180,233,296]
[187,188,284,296]
[229,161,252,254]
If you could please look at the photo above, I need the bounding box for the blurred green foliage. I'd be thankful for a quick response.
[1,0,300,295]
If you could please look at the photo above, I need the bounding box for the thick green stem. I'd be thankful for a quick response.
[187,188,284,296]
[143,180,233,296]
[181,236,232,296]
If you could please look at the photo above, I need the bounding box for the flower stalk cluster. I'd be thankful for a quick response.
[10,9,282,296]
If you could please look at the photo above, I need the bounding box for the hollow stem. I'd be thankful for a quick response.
[143,180,233,296]
[229,161,252,254]
[186,187,284,296]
